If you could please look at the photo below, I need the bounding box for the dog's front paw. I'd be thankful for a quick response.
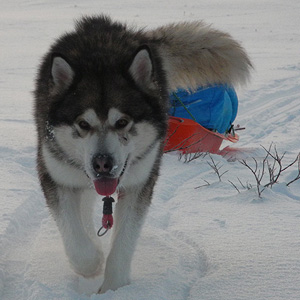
[99,276,130,294]
[68,243,104,278]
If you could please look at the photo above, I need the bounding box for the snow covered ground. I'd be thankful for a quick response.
[1,0,300,299]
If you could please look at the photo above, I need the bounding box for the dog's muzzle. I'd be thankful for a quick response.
[92,154,114,175]
[91,154,128,196]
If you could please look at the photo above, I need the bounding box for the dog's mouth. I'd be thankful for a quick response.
[93,157,128,196]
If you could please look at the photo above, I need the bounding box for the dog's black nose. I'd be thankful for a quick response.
[92,154,113,174]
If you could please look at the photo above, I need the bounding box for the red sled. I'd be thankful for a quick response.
[164,116,239,154]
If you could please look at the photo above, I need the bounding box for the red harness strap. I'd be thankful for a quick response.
[102,213,114,229]
[97,196,115,236]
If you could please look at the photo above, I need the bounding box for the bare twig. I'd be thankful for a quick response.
[164,122,182,145]
[237,177,253,190]
[237,177,246,189]
[180,151,208,163]
[287,153,300,186]
[262,145,300,188]
[195,180,210,189]
[228,180,240,193]
[240,158,265,197]
[207,154,228,182]
[239,144,300,197]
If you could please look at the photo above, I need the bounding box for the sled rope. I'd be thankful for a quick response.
[171,92,197,122]
[97,196,115,237]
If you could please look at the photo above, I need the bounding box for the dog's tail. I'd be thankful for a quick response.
[148,21,252,91]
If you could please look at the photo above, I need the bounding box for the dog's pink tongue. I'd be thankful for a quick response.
[93,178,118,196]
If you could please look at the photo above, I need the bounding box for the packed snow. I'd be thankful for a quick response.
[1,0,300,299]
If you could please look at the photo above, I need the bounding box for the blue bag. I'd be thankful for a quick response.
[169,85,238,134]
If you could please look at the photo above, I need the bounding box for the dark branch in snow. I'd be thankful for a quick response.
[239,144,300,197]
[228,180,240,193]
[207,154,228,182]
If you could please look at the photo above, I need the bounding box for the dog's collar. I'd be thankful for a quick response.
[45,121,55,141]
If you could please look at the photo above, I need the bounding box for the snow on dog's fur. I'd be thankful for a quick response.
[34,15,251,293]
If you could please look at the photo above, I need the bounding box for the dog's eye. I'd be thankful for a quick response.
[78,120,91,131]
[115,119,129,129]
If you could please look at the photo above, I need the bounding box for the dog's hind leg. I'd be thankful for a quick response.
[52,187,104,278]
[100,185,153,293]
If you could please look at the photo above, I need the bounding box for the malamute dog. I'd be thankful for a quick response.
[34,15,251,293]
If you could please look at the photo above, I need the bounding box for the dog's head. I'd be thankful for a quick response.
[37,44,169,195]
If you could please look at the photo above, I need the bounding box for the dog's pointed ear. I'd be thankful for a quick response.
[129,46,155,90]
[51,55,75,93]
